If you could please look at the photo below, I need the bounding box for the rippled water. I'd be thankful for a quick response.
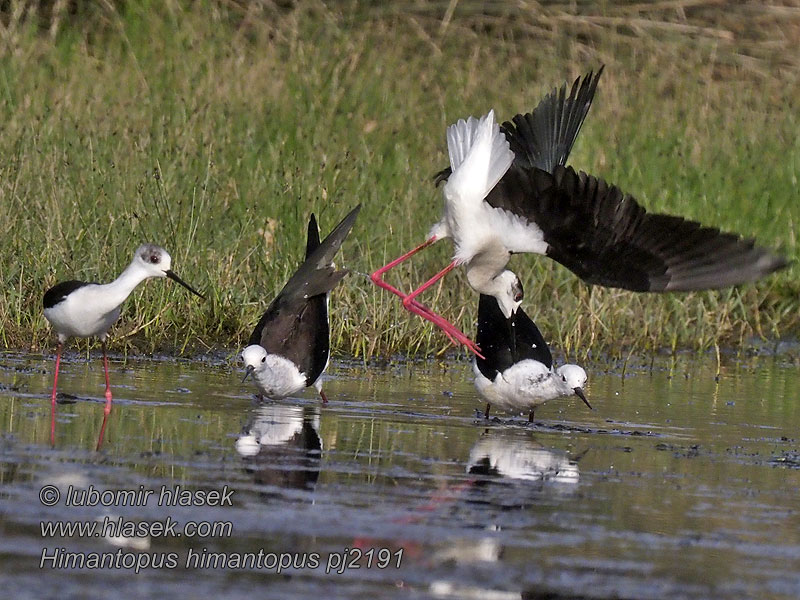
[1,350,799,599]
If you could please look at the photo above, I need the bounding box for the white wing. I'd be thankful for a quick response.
[444,110,514,207]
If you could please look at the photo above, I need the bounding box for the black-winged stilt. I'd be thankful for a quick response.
[371,67,788,356]
[43,244,204,446]
[241,205,360,403]
[474,293,591,422]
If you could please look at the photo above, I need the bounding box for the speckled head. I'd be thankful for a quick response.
[134,244,173,277]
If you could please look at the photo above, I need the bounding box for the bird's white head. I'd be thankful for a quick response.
[132,244,204,298]
[556,364,591,409]
[241,344,268,382]
[494,270,524,319]
[133,244,173,278]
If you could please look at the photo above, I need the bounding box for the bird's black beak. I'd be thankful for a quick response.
[574,387,592,410]
[165,270,205,299]
[242,365,254,383]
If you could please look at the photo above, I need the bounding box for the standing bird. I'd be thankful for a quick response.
[43,244,205,445]
[474,294,591,423]
[371,67,788,355]
[242,205,360,403]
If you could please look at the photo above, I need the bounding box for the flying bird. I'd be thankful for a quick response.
[371,67,787,356]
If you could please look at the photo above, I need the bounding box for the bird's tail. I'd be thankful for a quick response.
[502,66,604,174]
[306,213,322,259]
[309,205,360,269]
[445,109,515,204]
[286,204,361,298]
[306,213,319,258]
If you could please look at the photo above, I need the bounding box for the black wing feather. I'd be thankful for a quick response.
[43,280,92,309]
[475,294,552,381]
[524,166,789,291]
[433,68,602,185]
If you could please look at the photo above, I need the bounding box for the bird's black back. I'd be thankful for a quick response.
[43,280,93,309]
[249,207,360,386]
[475,294,552,381]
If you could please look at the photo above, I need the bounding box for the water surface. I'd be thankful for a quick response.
[1,350,799,599]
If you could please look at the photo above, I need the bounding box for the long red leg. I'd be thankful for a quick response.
[50,343,62,447]
[96,412,110,451]
[96,342,113,451]
[319,388,328,405]
[370,237,442,319]
[371,236,480,355]
[402,261,483,358]
[102,341,113,416]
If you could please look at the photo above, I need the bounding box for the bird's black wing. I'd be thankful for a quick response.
[249,207,360,385]
[248,294,329,387]
[43,280,92,309]
[475,294,553,380]
[519,166,789,291]
[434,68,603,185]
[300,213,328,385]
[501,66,603,174]
[510,303,553,369]
[277,205,360,302]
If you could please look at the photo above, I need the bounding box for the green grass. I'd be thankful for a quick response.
[0,1,798,361]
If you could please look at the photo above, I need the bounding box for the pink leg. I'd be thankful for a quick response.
[402,262,484,358]
[370,237,443,320]
[102,341,113,416]
[50,343,62,447]
[96,411,110,451]
[371,238,479,354]
[319,389,328,405]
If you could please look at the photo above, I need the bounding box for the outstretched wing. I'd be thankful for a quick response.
[520,166,788,291]
[501,66,603,173]
[435,68,602,185]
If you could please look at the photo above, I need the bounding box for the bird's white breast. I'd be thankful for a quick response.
[474,359,568,411]
[43,285,123,339]
[249,354,308,399]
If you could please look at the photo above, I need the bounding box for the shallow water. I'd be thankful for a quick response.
[1,350,799,599]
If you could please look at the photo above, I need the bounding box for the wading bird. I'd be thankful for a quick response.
[370,67,788,356]
[242,206,360,403]
[474,294,591,422]
[43,244,205,446]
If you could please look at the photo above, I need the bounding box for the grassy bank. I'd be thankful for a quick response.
[0,1,798,360]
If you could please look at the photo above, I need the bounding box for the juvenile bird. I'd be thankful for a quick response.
[242,206,360,403]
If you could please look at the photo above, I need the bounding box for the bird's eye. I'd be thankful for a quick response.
[514,291,523,302]
[149,254,159,264]
[562,375,566,382]
[261,357,266,363]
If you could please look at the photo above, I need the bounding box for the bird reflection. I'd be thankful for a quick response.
[235,404,322,492]
[467,429,580,484]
